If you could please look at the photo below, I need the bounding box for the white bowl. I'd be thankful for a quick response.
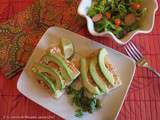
[78,0,158,45]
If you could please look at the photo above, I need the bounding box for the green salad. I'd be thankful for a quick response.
[87,0,147,39]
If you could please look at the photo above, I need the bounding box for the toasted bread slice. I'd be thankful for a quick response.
[32,46,80,98]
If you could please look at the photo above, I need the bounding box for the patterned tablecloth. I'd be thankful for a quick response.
[0,0,160,120]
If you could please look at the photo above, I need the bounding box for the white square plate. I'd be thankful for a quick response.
[17,27,136,120]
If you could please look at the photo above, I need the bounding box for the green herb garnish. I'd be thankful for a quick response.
[75,109,83,118]
[66,86,101,117]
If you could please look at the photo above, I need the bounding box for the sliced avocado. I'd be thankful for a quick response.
[59,67,79,86]
[34,63,65,90]
[42,54,78,84]
[32,67,56,93]
[89,58,109,93]
[98,48,115,86]
[80,58,101,95]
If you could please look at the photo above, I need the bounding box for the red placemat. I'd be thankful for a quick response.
[0,0,160,120]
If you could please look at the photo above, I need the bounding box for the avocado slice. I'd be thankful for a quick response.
[42,53,79,85]
[98,48,115,86]
[32,67,56,93]
[89,58,109,93]
[34,63,65,90]
[80,58,101,95]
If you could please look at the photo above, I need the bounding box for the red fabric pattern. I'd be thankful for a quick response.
[0,0,160,120]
